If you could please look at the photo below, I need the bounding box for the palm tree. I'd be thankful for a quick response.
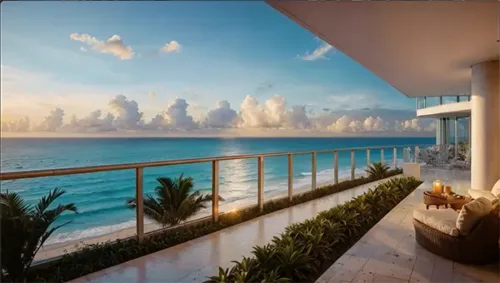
[365,162,390,179]
[127,174,215,227]
[1,188,77,282]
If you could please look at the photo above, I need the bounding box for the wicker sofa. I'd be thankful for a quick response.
[413,210,499,264]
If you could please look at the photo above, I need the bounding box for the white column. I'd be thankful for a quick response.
[471,60,500,191]
[454,117,458,158]
[436,118,441,145]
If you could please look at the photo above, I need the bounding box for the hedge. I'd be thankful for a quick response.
[206,176,422,282]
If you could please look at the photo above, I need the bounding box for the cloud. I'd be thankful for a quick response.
[80,46,87,52]
[148,91,156,98]
[239,95,311,129]
[299,42,334,61]
[161,41,181,53]
[70,33,134,60]
[66,110,116,133]
[145,98,198,130]
[204,100,238,128]
[1,117,30,132]
[395,118,423,132]
[0,93,435,136]
[109,95,144,129]
[363,116,386,131]
[35,108,64,132]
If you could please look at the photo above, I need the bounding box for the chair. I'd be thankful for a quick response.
[413,210,499,264]
[420,150,436,166]
[450,149,471,169]
[468,179,500,202]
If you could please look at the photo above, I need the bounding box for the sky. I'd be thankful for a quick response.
[0,1,435,137]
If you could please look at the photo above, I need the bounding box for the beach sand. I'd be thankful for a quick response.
[34,173,366,262]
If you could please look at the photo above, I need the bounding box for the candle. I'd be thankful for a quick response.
[433,180,444,194]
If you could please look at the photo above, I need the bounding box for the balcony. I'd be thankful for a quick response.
[416,96,471,119]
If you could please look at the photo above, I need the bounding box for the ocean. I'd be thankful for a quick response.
[0,137,434,245]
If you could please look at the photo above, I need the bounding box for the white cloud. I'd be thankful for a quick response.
[1,117,30,132]
[66,110,115,133]
[70,33,134,60]
[299,42,334,61]
[204,100,238,128]
[238,95,311,129]
[80,46,87,52]
[395,118,423,132]
[363,116,386,131]
[145,98,198,130]
[35,108,64,132]
[109,95,144,129]
[161,41,181,53]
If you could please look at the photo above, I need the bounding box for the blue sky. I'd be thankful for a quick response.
[0,1,431,136]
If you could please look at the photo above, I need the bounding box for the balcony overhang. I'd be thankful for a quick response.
[267,1,499,98]
[416,101,471,119]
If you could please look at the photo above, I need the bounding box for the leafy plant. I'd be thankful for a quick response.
[126,174,214,226]
[1,189,77,282]
[365,162,391,179]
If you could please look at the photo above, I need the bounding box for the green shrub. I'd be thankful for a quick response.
[28,169,403,282]
[126,174,214,227]
[365,162,391,179]
[205,176,421,282]
[1,189,77,282]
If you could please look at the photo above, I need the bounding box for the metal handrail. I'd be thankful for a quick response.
[0,144,425,243]
[1,144,415,181]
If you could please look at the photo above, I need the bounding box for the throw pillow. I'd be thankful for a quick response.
[491,179,500,198]
[456,197,493,236]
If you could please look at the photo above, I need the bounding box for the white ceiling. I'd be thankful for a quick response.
[268,1,499,98]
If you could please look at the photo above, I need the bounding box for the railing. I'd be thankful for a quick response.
[416,95,471,109]
[0,145,425,243]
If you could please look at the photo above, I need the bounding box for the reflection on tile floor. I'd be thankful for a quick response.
[70,176,400,283]
[316,168,500,283]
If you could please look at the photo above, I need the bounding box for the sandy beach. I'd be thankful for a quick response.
[34,173,366,262]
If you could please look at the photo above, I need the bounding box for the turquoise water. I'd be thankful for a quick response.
[0,137,434,244]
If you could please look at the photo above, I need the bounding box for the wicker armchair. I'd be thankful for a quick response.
[413,210,499,264]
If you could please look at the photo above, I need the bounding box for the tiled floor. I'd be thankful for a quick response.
[70,176,400,283]
[316,168,500,283]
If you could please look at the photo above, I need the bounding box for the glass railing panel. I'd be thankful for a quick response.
[425,97,440,107]
[442,96,459,104]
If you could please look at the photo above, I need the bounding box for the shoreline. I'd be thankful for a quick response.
[34,173,366,261]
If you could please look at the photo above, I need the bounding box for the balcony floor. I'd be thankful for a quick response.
[316,168,499,283]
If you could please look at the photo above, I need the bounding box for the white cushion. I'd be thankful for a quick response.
[456,197,492,236]
[468,189,498,202]
[490,179,500,198]
[413,209,460,236]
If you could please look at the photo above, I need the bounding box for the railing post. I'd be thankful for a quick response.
[414,146,419,163]
[393,147,397,168]
[135,167,144,243]
[257,156,264,212]
[380,148,384,164]
[440,96,443,105]
[212,160,219,222]
[366,148,370,167]
[311,152,317,190]
[351,150,355,180]
[334,151,339,184]
[423,96,427,108]
[288,154,293,202]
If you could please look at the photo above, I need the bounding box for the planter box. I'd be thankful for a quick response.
[402,163,421,179]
